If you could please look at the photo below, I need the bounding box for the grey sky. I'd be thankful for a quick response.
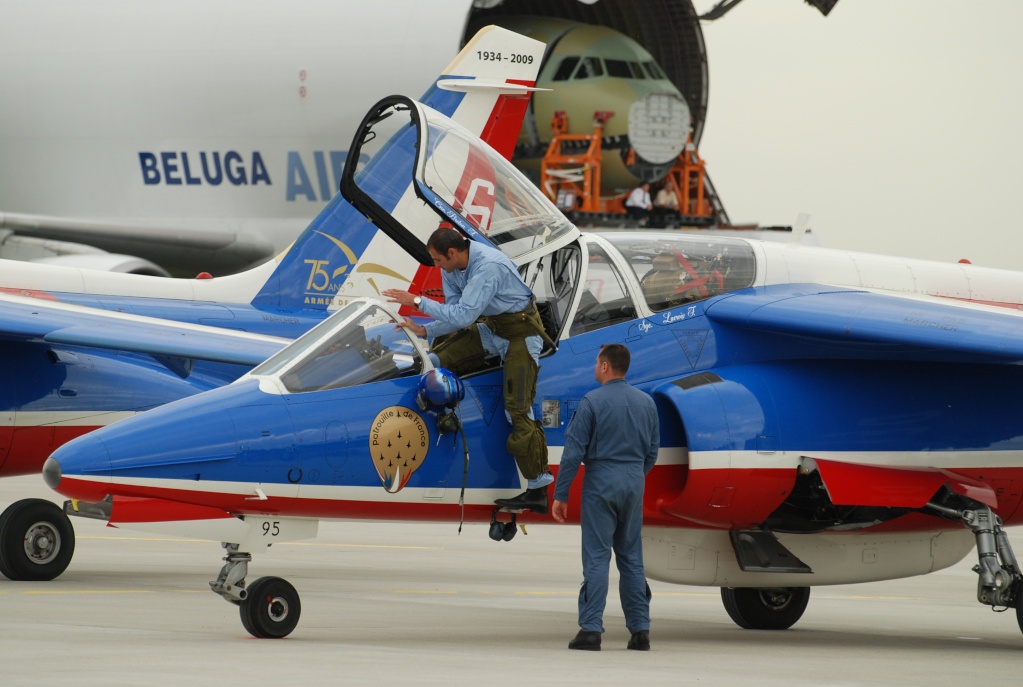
[696,0,1023,269]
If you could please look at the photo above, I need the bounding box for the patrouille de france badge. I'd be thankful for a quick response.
[370,406,430,492]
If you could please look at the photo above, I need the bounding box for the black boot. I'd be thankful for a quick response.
[627,630,650,651]
[494,485,548,514]
[568,630,601,651]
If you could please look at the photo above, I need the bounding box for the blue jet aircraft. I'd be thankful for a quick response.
[44,93,1023,641]
[0,26,545,581]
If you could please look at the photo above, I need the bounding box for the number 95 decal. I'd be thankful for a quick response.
[244,517,319,547]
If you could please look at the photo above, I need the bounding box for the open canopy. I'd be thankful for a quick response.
[341,95,578,266]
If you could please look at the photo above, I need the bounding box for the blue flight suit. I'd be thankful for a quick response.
[554,378,659,634]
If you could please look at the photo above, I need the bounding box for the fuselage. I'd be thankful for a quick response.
[44,232,1023,594]
[0,1,708,274]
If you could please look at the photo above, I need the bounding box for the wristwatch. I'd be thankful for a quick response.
[413,296,422,307]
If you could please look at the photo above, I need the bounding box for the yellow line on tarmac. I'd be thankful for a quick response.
[514,591,576,596]
[388,590,458,595]
[3,588,210,597]
[22,589,154,595]
[653,592,719,597]
[846,595,929,601]
[286,542,441,550]
[77,535,440,550]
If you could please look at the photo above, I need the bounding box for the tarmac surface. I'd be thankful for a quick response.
[3,473,1023,686]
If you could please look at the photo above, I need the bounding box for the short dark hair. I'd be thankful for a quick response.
[427,227,469,255]
[599,343,630,375]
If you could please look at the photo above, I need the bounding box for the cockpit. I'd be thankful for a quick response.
[336,93,760,366]
[604,233,757,312]
[250,302,424,394]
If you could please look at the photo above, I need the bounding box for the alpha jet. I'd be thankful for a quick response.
[46,94,1023,640]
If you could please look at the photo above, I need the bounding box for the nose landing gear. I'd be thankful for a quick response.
[210,542,302,639]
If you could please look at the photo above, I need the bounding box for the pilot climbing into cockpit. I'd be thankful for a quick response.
[383,227,555,513]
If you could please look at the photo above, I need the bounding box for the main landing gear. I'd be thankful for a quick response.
[720,504,1023,635]
[721,587,811,630]
[927,500,1023,634]
[210,543,301,639]
[0,498,76,581]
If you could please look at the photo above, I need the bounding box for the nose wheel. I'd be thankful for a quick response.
[240,576,302,639]
[210,543,302,638]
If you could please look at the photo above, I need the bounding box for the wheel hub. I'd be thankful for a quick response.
[23,521,60,565]
[266,596,290,623]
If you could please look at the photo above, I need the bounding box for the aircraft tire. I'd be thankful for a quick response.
[0,498,76,581]
[720,587,810,630]
[239,576,302,639]
[1015,581,1023,635]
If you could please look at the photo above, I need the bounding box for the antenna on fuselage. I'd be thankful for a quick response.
[789,213,811,246]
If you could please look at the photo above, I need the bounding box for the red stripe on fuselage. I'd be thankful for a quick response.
[1,424,102,477]
[52,462,1023,531]
[0,287,60,301]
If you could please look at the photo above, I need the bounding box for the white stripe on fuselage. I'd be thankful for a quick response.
[63,447,1023,510]
[2,411,139,427]
[688,449,1023,471]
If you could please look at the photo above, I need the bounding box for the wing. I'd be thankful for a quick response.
[0,291,287,371]
[0,211,275,276]
[705,283,1023,364]
[699,283,1023,512]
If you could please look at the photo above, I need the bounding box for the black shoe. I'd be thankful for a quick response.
[494,485,548,514]
[627,630,650,651]
[568,630,601,651]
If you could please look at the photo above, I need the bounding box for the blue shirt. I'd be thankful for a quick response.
[420,241,535,340]
[553,378,660,503]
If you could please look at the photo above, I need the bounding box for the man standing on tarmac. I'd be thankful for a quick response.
[383,227,554,513]
[551,343,660,651]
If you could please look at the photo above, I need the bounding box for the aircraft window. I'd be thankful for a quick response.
[571,57,604,80]
[252,302,362,377]
[420,110,575,259]
[525,244,581,345]
[604,234,757,312]
[604,59,631,79]
[643,61,666,80]
[629,62,646,79]
[279,306,422,393]
[552,57,579,82]
[571,244,637,336]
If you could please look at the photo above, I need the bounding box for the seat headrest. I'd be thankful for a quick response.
[650,254,678,272]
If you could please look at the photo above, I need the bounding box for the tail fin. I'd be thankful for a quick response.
[421,25,546,159]
[249,26,544,311]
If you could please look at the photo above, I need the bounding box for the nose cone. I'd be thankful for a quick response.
[43,432,112,501]
[41,456,61,489]
[628,92,690,165]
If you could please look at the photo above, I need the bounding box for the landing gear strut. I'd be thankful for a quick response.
[210,542,302,638]
[927,501,1023,633]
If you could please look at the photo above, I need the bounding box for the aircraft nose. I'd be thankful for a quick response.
[628,92,690,165]
[42,455,61,490]
[42,433,112,501]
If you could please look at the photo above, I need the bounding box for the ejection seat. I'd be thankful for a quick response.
[640,254,686,311]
